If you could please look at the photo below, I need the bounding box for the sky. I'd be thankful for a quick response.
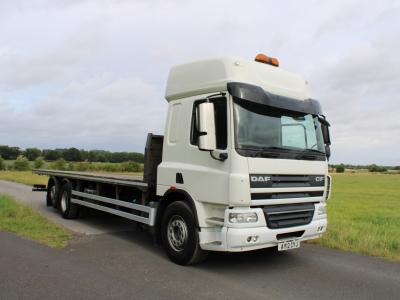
[0,0,399,165]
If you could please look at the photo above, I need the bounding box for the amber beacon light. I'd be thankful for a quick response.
[255,53,279,67]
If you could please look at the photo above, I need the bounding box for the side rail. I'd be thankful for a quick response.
[71,190,157,226]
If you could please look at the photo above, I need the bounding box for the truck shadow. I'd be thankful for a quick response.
[202,248,299,270]
[73,208,303,271]
[106,224,300,271]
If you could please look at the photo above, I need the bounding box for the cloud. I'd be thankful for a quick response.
[0,0,399,164]
[0,74,166,151]
[309,13,400,165]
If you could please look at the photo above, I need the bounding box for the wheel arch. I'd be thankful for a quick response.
[154,189,199,243]
[47,176,59,189]
[60,178,72,188]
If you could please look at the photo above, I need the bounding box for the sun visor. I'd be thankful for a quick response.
[228,82,322,115]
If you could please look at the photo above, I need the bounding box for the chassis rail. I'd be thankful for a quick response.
[33,169,156,226]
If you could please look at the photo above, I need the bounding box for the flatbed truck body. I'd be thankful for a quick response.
[34,54,332,265]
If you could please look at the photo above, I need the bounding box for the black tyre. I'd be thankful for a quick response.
[46,178,58,208]
[59,181,79,219]
[161,201,207,265]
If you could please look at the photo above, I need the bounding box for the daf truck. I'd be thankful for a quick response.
[33,54,332,265]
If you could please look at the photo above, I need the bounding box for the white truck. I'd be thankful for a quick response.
[33,54,332,265]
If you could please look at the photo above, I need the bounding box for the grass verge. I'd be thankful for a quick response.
[0,171,48,186]
[0,194,71,248]
[311,174,400,261]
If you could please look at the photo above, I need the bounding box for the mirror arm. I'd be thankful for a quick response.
[318,115,330,126]
[325,144,331,161]
[206,92,226,101]
[210,151,228,162]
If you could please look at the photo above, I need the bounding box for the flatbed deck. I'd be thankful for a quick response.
[33,169,148,191]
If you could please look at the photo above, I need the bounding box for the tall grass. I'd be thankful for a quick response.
[0,194,71,248]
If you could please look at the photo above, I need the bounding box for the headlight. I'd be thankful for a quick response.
[229,212,258,223]
[317,205,327,215]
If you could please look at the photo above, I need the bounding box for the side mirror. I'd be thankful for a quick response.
[321,123,331,146]
[325,144,331,159]
[318,116,331,160]
[198,102,216,151]
[318,116,331,146]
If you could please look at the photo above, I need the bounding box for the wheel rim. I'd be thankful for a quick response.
[50,186,56,203]
[61,191,67,213]
[167,215,188,252]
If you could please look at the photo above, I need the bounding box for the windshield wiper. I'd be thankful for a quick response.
[303,149,325,155]
[238,146,291,158]
[261,146,292,151]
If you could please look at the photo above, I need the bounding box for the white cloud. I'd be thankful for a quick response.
[0,0,399,164]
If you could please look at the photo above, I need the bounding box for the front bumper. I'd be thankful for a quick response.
[199,206,327,252]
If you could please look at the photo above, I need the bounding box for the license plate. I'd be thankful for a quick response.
[277,240,300,251]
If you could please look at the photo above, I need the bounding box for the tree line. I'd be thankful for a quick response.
[0,145,144,163]
[330,163,400,173]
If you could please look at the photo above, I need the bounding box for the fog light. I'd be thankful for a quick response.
[317,205,327,215]
[246,235,259,243]
[229,212,258,223]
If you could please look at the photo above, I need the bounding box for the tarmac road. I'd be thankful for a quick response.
[0,180,399,300]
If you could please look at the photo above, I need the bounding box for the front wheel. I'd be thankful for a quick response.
[161,201,207,265]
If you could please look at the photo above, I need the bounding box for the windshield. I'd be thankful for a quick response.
[233,98,325,159]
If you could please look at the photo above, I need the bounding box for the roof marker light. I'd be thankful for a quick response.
[255,53,279,67]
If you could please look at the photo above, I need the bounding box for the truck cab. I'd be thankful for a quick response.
[157,55,331,261]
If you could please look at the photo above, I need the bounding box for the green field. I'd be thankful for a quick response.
[312,174,400,261]
[0,194,71,248]
[0,171,48,186]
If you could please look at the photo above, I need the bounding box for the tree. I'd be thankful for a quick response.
[43,149,62,161]
[0,155,5,170]
[62,148,82,162]
[13,155,30,171]
[0,145,21,160]
[336,164,345,173]
[33,156,45,169]
[50,158,67,170]
[24,147,42,161]
[368,164,387,172]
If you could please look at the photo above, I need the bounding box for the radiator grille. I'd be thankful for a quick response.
[263,203,315,229]
[251,191,323,200]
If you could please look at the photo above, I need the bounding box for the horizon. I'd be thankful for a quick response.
[0,144,398,167]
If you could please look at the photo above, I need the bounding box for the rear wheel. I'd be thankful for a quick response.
[161,201,207,265]
[46,179,58,208]
[59,181,79,219]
